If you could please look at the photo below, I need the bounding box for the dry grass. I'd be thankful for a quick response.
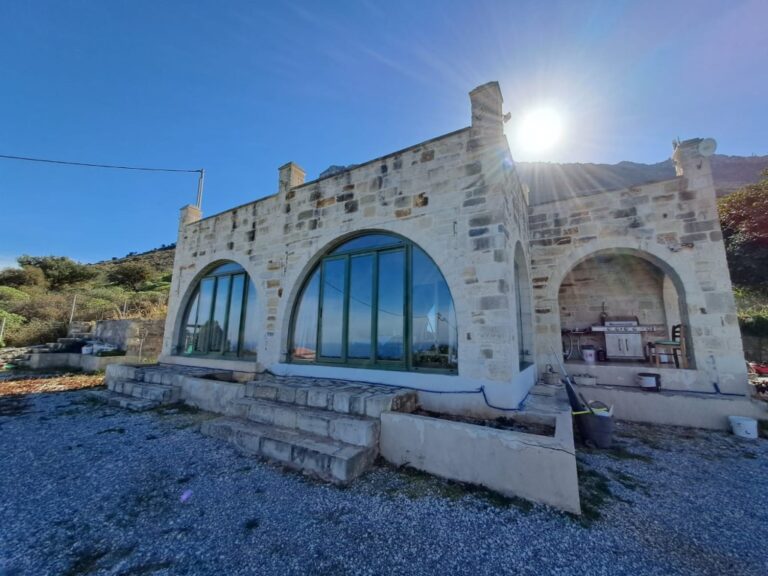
[0,373,103,397]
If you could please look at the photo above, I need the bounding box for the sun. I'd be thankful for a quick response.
[516,107,564,155]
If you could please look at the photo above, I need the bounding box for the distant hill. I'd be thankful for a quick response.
[93,244,176,273]
[518,154,768,206]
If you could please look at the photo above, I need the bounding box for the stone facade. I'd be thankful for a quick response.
[529,138,747,393]
[160,82,748,415]
[162,83,535,413]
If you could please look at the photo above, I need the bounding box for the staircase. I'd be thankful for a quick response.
[201,377,418,484]
[6,321,95,368]
[90,364,187,411]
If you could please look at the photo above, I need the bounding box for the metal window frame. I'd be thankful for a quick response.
[289,234,457,374]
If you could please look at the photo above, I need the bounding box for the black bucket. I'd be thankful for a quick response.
[576,401,614,448]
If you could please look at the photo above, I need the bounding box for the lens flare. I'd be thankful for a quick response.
[516,107,564,155]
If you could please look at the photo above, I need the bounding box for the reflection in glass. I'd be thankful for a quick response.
[178,263,258,358]
[224,274,245,354]
[209,276,230,352]
[291,269,320,360]
[194,278,216,352]
[180,290,200,354]
[240,278,259,357]
[331,234,402,254]
[411,247,458,369]
[320,259,345,358]
[348,255,373,359]
[377,250,405,360]
[289,233,457,372]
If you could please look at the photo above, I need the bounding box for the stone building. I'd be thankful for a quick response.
[153,81,755,425]
[99,81,763,509]
[160,82,536,416]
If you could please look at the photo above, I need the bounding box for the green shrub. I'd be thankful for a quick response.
[0,286,30,305]
[4,319,66,347]
[735,286,768,338]
[0,310,26,347]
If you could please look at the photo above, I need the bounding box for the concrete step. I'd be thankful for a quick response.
[107,379,181,404]
[201,417,376,484]
[231,397,379,447]
[87,390,158,411]
[244,379,417,418]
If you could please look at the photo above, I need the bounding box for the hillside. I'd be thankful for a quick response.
[518,154,768,205]
[0,247,177,348]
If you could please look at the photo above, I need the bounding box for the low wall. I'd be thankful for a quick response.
[576,384,768,430]
[28,353,141,372]
[94,319,165,361]
[380,410,580,514]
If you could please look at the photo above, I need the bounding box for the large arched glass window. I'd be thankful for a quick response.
[290,233,458,372]
[178,262,259,358]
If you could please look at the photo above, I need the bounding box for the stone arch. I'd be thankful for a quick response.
[277,226,465,361]
[551,246,692,367]
[281,229,459,372]
[171,258,260,358]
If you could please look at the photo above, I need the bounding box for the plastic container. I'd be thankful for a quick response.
[582,345,596,364]
[728,416,758,439]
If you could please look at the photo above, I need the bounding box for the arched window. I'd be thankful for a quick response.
[290,233,458,372]
[178,262,259,357]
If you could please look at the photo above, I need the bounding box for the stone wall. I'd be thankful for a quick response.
[94,319,165,361]
[161,83,535,410]
[529,139,747,393]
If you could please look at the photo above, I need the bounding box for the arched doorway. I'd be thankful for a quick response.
[289,232,458,372]
[557,249,690,367]
[177,261,259,357]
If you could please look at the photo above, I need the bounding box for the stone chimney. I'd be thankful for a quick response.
[179,204,202,229]
[469,81,504,139]
[671,137,716,177]
[278,162,306,195]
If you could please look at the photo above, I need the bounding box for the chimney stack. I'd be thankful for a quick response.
[278,162,306,195]
[469,81,504,139]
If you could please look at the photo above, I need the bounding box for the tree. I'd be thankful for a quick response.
[106,261,154,291]
[0,265,46,287]
[718,169,768,287]
[16,255,97,289]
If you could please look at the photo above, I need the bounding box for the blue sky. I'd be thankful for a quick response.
[1,0,766,267]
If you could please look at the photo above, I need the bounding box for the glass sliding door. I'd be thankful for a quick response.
[319,258,346,359]
[376,249,405,362]
[348,255,374,359]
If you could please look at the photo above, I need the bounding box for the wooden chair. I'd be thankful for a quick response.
[648,324,687,368]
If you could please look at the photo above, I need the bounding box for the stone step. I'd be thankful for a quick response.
[87,390,158,411]
[231,397,379,447]
[201,417,376,484]
[244,379,417,418]
[107,379,180,404]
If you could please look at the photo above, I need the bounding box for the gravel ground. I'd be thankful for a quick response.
[0,389,766,576]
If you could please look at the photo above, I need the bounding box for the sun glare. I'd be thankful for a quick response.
[516,107,564,156]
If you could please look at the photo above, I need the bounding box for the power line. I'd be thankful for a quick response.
[0,153,206,208]
[0,153,202,174]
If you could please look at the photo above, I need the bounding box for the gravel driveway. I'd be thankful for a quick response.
[0,389,766,576]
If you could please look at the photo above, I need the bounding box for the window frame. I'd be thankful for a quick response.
[177,263,255,359]
[289,234,457,374]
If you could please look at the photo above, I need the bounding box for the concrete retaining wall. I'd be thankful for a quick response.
[380,410,580,514]
[28,353,141,372]
[94,319,165,360]
[576,384,768,430]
